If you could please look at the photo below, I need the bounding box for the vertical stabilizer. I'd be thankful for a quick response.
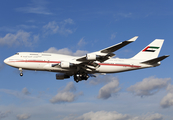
[132,39,164,60]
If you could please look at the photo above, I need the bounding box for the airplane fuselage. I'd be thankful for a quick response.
[4,52,153,74]
[4,36,168,82]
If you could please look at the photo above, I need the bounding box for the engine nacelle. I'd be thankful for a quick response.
[60,61,70,68]
[56,73,70,80]
[86,54,99,60]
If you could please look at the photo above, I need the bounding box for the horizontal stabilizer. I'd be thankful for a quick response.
[141,55,169,65]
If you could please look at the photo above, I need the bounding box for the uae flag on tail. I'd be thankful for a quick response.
[142,46,160,52]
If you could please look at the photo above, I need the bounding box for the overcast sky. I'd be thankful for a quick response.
[0,0,173,120]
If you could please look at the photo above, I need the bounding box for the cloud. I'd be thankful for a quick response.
[89,75,115,85]
[44,47,88,56]
[118,12,132,18]
[50,82,82,103]
[0,88,36,100]
[17,24,37,29]
[113,12,134,21]
[77,111,130,120]
[62,111,164,120]
[160,84,173,108]
[0,111,11,119]
[0,89,23,98]
[63,82,76,92]
[43,19,75,35]
[0,24,37,33]
[166,84,173,93]
[63,18,75,24]
[78,37,86,47]
[127,76,171,97]
[98,77,120,99]
[160,93,173,108]
[0,26,16,32]
[43,21,59,34]
[50,92,76,103]
[16,0,52,15]
[22,87,31,95]
[16,114,31,120]
[132,113,163,120]
[44,47,73,55]
[73,50,88,56]
[0,30,39,47]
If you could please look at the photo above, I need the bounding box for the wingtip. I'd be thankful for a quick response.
[128,36,138,42]
[165,55,170,57]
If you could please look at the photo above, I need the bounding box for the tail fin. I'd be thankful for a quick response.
[132,39,164,60]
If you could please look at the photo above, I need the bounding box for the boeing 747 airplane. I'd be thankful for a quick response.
[4,36,169,82]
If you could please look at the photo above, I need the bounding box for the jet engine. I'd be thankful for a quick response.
[60,61,71,68]
[86,54,100,60]
[56,73,70,80]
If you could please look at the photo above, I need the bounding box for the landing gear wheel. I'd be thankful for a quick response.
[74,75,80,83]
[20,73,23,76]
[74,73,89,83]
[19,68,23,77]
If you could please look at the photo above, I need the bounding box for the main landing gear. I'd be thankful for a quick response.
[74,73,89,83]
[19,68,23,76]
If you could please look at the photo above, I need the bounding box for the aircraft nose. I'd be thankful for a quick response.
[4,58,8,64]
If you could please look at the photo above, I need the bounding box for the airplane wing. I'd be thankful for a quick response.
[76,36,138,62]
[100,36,138,53]
[53,36,138,73]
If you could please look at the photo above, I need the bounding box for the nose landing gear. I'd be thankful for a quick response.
[19,68,23,76]
[20,73,23,76]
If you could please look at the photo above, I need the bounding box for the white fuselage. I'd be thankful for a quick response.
[3,37,167,82]
[4,52,154,74]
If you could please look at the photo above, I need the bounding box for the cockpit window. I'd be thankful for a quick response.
[15,53,19,55]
